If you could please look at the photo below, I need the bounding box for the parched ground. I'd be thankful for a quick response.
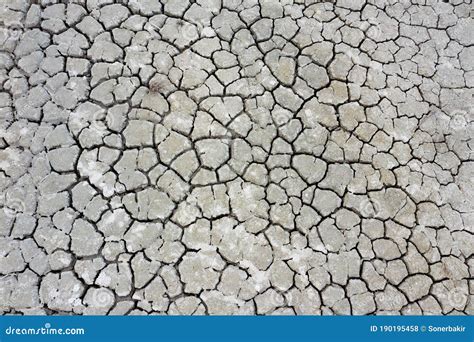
[0,0,472,315]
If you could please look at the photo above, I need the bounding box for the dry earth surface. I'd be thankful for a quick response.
[0,0,473,315]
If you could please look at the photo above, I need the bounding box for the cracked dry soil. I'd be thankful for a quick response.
[0,0,473,316]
